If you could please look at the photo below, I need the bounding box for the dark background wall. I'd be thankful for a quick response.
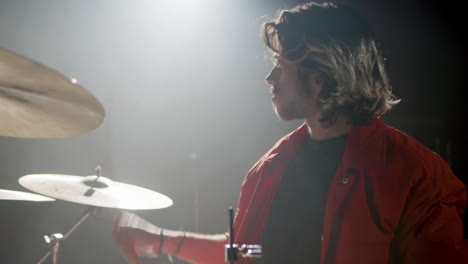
[0,0,465,263]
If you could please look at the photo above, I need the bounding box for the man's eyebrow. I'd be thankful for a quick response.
[269,54,280,65]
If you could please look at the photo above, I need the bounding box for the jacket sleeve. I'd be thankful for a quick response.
[233,160,264,241]
[391,153,468,264]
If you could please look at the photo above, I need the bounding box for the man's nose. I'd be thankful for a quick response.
[265,69,276,85]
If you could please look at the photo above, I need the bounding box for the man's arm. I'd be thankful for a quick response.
[113,211,227,264]
[391,155,468,263]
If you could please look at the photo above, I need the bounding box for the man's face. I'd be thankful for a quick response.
[265,56,322,121]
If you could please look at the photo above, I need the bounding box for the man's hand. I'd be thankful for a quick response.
[112,210,228,264]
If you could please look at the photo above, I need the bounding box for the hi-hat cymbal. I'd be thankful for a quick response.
[0,189,55,202]
[19,174,173,210]
[0,47,105,138]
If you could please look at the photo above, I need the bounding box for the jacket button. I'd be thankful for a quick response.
[342,176,349,184]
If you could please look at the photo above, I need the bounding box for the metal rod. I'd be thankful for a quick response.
[52,242,59,264]
[36,251,50,264]
[63,207,93,239]
[229,207,234,246]
[36,207,96,264]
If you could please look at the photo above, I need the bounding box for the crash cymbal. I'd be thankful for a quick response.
[0,189,55,202]
[19,174,173,210]
[0,47,105,138]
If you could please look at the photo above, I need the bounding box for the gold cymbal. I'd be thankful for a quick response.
[19,174,173,210]
[0,48,105,138]
[0,189,55,202]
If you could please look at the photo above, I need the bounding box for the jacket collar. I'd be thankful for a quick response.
[263,123,308,163]
[344,116,386,168]
[264,116,386,168]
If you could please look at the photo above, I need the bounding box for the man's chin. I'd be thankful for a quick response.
[274,108,296,121]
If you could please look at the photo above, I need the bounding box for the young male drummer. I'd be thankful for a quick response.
[113,2,468,263]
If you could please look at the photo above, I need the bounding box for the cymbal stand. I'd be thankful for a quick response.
[224,207,262,264]
[36,206,100,264]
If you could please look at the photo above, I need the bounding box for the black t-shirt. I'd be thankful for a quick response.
[256,134,347,264]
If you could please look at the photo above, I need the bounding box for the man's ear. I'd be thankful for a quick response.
[309,72,326,87]
[312,72,327,86]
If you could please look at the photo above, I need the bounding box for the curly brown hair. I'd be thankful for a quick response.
[262,2,399,126]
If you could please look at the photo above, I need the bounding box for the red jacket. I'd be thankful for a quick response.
[233,117,468,263]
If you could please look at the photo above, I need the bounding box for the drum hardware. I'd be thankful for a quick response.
[18,166,173,210]
[225,207,262,264]
[0,189,55,201]
[36,206,100,264]
[18,166,173,264]
[0,47,105,139]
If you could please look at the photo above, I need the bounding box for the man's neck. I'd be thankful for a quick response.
[304,114,351,141]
